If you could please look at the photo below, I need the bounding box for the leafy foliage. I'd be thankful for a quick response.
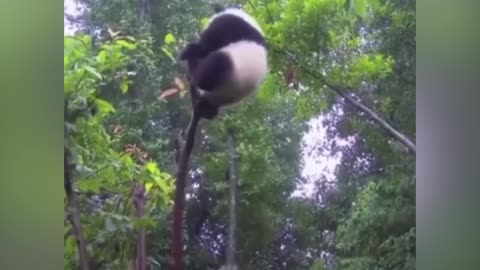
[64,35,174,269]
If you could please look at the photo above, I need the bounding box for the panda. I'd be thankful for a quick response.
[180,5,268,119]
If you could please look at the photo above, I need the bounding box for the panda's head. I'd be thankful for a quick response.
[181,6,266,61]
[207,6,264,36]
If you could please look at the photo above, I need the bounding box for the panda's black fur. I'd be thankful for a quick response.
[180,6,268,119]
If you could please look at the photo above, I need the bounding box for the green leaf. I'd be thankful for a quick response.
[77,179,101,193]
[116,39,137,49]
[200,17,210,30]
[354,0,367,18]
[120,81,129,94]
[164,33,176,44]
[162,47,176,62]
[84,66,102,80]
[367,0,380,9]
[97,50,107,63]
[145,182,154,193]
[65,235,76,253]
[336,0,347,7]
[123,36,136,42]
[95,99,116,114]
[154,175,170,194]
[145,161,159,174]
[133,217,156,230]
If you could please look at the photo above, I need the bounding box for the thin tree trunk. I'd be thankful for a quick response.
[225,131,238,270]
[138,0,150,21]
[170,116,200,270]
[64,147,91,270]
[133,182,147,270]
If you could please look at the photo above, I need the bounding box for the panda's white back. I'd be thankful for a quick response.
[220,41,268,99]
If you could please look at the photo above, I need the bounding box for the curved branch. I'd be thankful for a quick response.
[277,48,416,155]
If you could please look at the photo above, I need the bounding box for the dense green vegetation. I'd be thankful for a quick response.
[64,0,415,269]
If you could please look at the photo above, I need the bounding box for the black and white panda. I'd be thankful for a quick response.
[180,5,268,119]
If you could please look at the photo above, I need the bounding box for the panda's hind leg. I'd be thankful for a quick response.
[196,100,219,120]
[189,83,219,120]
[191,51,233,94]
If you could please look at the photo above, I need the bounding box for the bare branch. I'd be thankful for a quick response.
[277,47,416,155]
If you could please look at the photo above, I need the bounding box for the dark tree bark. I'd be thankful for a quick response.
[133,182,147,270]
[137,0,150,21]
[225,131,239,270]
[170,114,201,270]
[65,147,91,270]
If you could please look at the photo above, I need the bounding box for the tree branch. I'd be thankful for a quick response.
[277,48,416,155]
[65,146,92,270]
[170,112,201,270]
[133,182,147,270]
[225,130,238,269]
